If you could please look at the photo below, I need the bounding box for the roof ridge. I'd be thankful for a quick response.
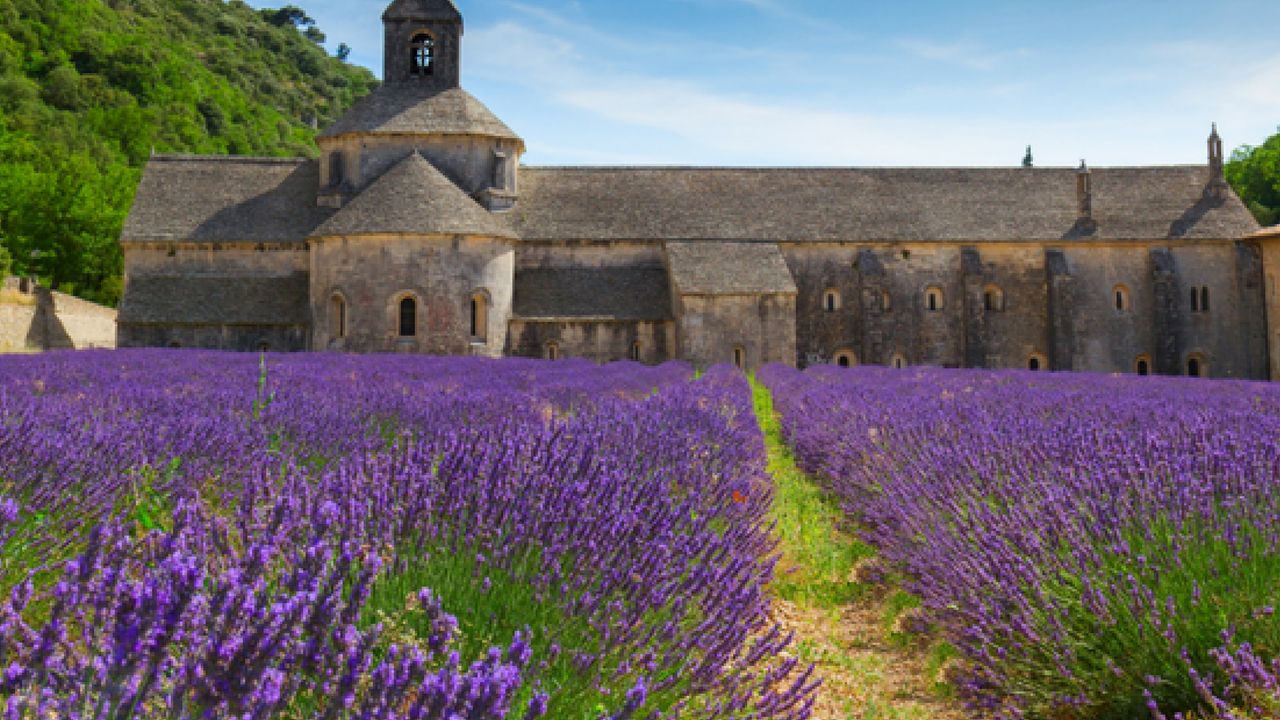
[521,164,1209,172]
[148,154,309,165]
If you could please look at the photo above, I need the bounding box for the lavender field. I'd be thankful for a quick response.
[761,364,1280,720]
[0,351,816,719]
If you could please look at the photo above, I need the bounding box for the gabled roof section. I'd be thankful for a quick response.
[311,153,515,239]
[121,157,332,243]
[512,166,1261,242]
[383,0,462,22]
[666,242,797,296]
[318,87,521,144]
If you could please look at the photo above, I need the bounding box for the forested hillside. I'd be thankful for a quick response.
[1228,128,1280,227]
[0,0,377,305]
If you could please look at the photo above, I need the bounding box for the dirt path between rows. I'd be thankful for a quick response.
[752,381,966,720]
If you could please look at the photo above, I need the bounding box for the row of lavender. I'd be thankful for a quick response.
[0,350,816,719]
[760,364,1279,720]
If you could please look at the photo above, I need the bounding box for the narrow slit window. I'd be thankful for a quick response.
[1190,287,1200,313]
[1200,287,1210,313]
[399,297,417,337]
[1113,285,1131,312]
[329,152,343,187]
[630,342,641,362]
[824,289,840,313]
[470,292,488,342]
[734,346,745,370]
[331,294,347,339]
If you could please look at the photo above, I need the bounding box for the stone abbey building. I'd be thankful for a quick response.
[119,0,1271,378]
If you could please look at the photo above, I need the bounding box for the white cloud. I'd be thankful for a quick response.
[896,38,1027,71]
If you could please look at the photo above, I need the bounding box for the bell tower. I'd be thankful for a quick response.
[383,0,463,89]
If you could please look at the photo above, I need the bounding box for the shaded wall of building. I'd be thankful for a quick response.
[782,240,1266,378]
[117,243,310,352]
[507,320,674,364]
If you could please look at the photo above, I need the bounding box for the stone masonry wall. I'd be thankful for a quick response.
[673,294,796,372]
[309,233,514,355]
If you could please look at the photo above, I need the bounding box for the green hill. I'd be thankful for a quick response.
[0,0,377,305]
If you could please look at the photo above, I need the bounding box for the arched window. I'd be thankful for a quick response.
[330,294,347,339]
[410,33,435,76]
[833,349,857,368]
[733,346,746,370]
[1135,355,1152,376]
[470,292,489,342]
[881,290,892,312]
[546,342,560,361]
[1027,354,1047,371]
[823,289,841,313]
[925,287,944,312]
[399,297,417,337]
[889,353,907,369]
[1113,285,1131,312]
[984,285,1005,313]
[630,341,642,362]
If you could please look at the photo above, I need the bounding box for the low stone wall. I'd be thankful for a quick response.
[0,303,38,352]
[0,278,117,351]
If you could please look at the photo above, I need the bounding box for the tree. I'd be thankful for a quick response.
[1227,127,1280,227]
[264,6,314,28]
[304,26,326,45]
[0,243,11,279]
[336,43,351,61]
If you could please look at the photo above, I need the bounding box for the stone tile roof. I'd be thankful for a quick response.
[1252,225,1280,240]
[665,242,797,296]
[512,166,1261,242]
[121,157,333,243]
[383,0,461,22]
[318,87,520,143]
[312,153,515,239]
[118,275,309,325]
[514,267,672,321]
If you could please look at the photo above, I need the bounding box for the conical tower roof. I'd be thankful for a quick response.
[383,0,462,22]
[318,87,522,146]
[311,153,515,239]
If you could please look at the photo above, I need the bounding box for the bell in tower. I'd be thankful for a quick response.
[383,0,463,88]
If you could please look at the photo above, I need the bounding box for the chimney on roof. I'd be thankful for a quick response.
[1205,123,1230,202]
[1076,160,1093,220]
[1022,146,1034,168]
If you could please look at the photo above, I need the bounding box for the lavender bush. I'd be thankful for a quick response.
[0,350,816,719]
[760,364,1280,719]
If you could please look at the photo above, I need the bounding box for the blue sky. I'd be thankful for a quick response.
[251,0,1280,167]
